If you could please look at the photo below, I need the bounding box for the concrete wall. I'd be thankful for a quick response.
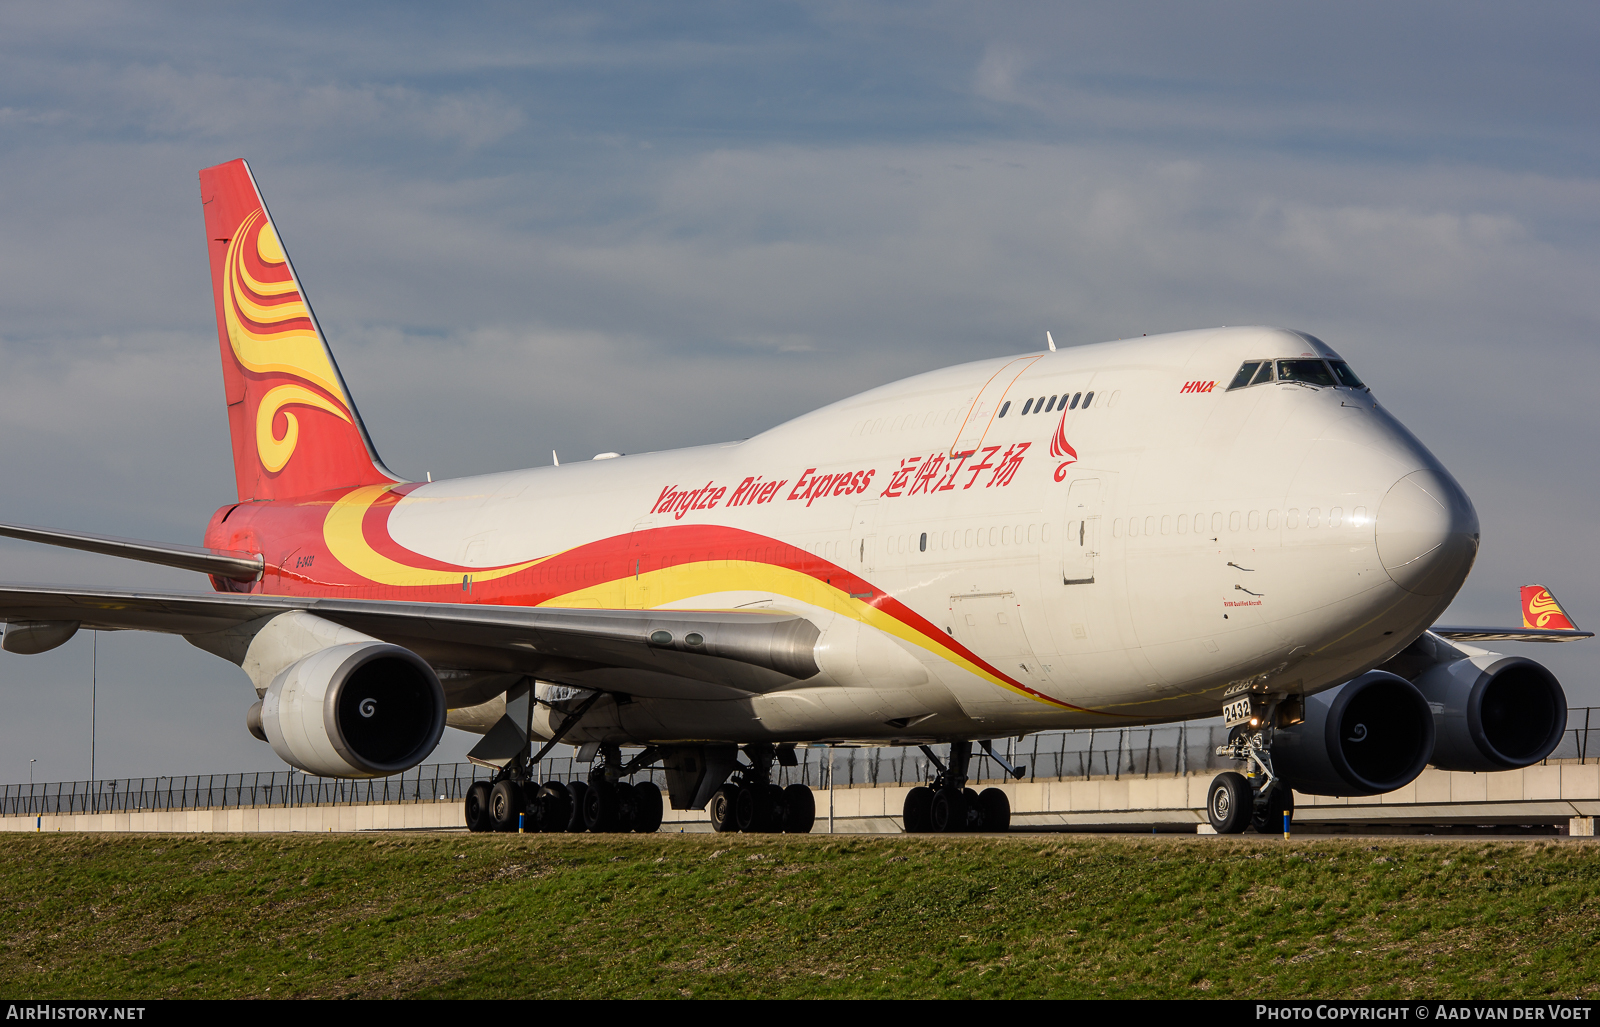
[4,763,1598,834]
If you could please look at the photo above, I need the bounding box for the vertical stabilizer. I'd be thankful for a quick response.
[1521,585,1579,631]
[198,159,398,502]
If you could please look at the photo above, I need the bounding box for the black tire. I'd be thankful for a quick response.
[963,788,982,832]
[489,780,525,833]
[1251,779,1295,835]
[537,781,572,833]
[464,781,493,833]
[633,781,664,834]
[781,784,815,834]
[583,780,620,832]
[709,784,739,833]
[1207,772,1252,834]
[902,786,933,833]
[928,788,968,833]
[735,782,780,832]
[565,780,589,832]
[977,788,1011,832]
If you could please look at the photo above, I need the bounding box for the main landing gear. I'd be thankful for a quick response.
[901,741,1015,833]
[1206,714,1296,835]
[708,742,816,834]
[464,743,665,834]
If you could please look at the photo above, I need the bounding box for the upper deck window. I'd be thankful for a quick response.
[1277,359,1337,387]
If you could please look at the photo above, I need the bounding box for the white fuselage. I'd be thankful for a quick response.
[388,326,1476,744]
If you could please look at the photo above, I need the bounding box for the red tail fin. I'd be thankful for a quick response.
[199,159,398,502]
[1521,585,1578,631]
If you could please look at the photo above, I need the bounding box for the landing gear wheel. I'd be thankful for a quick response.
[633,781,664,834]
[902,786,934,833]
[735,782,780,832]
[583,780,621,832]
[928,788,968,833]
[977,788,1011,832]
[489,780,525,832]
[1207,772,1252,835]
[565,781,589,832]
[537,781,572,833]
[781,783,815,833]
[464,781,493,833]
[1251,779,1295,835]
[709,784,739,833]
[963,788,982,832]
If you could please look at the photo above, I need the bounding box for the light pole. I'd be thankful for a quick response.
[29,759,36,786]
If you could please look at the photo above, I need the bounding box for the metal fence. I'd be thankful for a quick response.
[6,707,1597,818]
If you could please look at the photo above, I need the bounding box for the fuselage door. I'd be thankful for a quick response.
[850,501,879,578]
[1063,477,1103,585]
[625,519,655,608]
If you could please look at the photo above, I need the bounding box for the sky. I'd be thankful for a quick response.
[0,1,1596,783]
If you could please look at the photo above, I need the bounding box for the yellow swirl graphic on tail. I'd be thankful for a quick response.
[222,208,356,474]
[255,385,353,473]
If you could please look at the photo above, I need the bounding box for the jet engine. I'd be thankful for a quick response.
[1411,653,1566,772]
[248,641,445,778]
[1273,671,1435,796]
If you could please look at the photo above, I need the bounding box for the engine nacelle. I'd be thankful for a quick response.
[257,641,445,778]
[1273,671,1436,796]
[1413,654,1566,771]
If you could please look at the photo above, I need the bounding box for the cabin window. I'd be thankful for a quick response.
[1228,362,1261,390]
[998,401,1010,417]
[1229,511,1242,532]
[1175,515,1186,535]
[1070,392,1082,409]
[1277,359,1337,387]
[1160,515,1171,535]
[1329,507,1343,528]
[1036,396,1046,412]
[1044,396,1057,412]
[1248,510,1260,531]
[1082,391,1094,408]
[1329,361,1366,389]
[1021,398,1034,415]
[1144,515,1156,536]
[1307,507,1321,528]
[1267,509,1280,530]
[1287,508,1299,529]
[919,532,927,552]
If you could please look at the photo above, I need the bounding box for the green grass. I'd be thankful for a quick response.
[2,832,1598,998]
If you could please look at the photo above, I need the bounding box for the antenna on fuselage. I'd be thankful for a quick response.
[552,451,560,467]
[1046,331,1056,352]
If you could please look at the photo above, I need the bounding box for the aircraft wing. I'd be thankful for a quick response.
[0,584,821,696]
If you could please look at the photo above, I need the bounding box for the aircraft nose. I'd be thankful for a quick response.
[1375,468,1480,596]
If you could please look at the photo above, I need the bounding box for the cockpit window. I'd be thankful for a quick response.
[1277,359,1336,387]
[1328,360,1366,389]
[1249,361,1275,386]
[1227,361,1261,391]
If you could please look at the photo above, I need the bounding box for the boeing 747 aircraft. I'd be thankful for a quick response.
[0,160,1588,835]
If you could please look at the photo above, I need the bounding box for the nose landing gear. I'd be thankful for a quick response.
[901,741,1014,833]
[1206,699,1297,835]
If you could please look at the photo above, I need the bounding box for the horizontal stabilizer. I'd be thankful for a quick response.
[1431,626,1593,643]
[0,521,263,582]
